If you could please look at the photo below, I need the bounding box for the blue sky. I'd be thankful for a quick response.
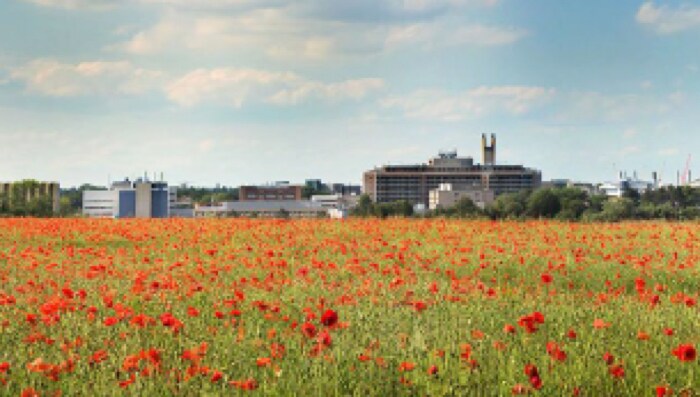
[0,0,699,187]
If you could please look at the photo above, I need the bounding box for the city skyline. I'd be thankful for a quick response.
[1,0,699,187]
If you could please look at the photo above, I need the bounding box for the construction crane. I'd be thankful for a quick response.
[681,154,692,185]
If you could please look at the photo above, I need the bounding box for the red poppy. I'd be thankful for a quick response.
[398,362,415,372]
[210,371,223,382]
[672,344,697,362]
[321,309,338,327]
[602,352,614,365]
[301,322,317,338]
[609,364,625,378]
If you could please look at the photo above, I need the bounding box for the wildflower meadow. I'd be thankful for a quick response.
[0,218,697,396]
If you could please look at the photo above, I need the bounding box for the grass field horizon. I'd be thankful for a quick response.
[0,218,697,396]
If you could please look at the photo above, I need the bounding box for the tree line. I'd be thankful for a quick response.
[351,186,700,221]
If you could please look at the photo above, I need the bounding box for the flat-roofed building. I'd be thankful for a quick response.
[429,183,495,210]
[83,178,169,218]
[363,134,541,206]
[239,185,303,201]
[195,200,327,218]
[0,180,60,214]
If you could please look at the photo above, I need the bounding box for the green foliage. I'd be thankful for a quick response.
[526,189,561,218]
[177,186,238,206]
[0,180,56,217]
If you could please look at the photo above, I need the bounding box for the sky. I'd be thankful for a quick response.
[0,0,699,188]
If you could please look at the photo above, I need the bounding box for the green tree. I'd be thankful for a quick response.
[352,194,374,217]
[600,198,636,221]
[527,189,561,218]
[453,197,482,218]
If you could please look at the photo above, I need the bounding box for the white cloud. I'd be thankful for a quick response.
[166,68,384,107]
[114,10,384,60]
[557,91,681,123]
[386,22,526,49]
[623,128,638,138]
[109,1,524,60]
[636,2,700,34]
[619,145,640,156]
[381,86,554,121]
[10,59,163,97]
[20,0,121,10]
[659,147,679,156]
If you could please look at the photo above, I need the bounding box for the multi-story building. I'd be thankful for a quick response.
[363,134,541,206]
[329,183,362,196]
[82,178,169,218]
[239,184,303,201]
[194,200,327,218]
[429,183,495,210]
[0,180,60,213]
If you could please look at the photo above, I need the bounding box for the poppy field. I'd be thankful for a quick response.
[0,218,698,396]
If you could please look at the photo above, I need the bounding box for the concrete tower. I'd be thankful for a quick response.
[482,133,496,166]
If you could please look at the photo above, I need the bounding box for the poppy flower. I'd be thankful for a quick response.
[672,344,697,362]
[321,309,338,327]
[398,362,415,372]
[609,364,625,378]
[602,352,614,365]
[301,322,317,338]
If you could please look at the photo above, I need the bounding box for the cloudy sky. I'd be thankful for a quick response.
[0,0,698,187]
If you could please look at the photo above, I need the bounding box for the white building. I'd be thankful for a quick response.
[83,178,169,218]
[195,200,328,218]
[599,176,655,198]
[429,183,495,210]
[82,190,122,218]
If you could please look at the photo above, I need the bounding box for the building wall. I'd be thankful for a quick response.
[135,183,153,218]
[364,165,540,206]
[118,190,136,218]
[151,189,169,218]
[239,185,303,201]
[83,190,119,218]
[429,187,495,210]
[0,181,60,214]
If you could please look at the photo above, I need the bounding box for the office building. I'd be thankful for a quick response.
[0,180,60,213]
[429,183,495,210]
[363,134,541,206]
[82,178,169,218]
[239,184,303,201]
[194,200,327,218]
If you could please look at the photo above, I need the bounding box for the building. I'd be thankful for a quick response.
[542,179,598,196]
[239,184,303,201]
[305,179,325,191]
[363,134,541,206]
[82,178,169,218]
[0,180,60,214]
[194,200,327,218]
[429,183,495,210]
[311,194,342,209]
[329,183,362,196]
[599,172,655,198]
